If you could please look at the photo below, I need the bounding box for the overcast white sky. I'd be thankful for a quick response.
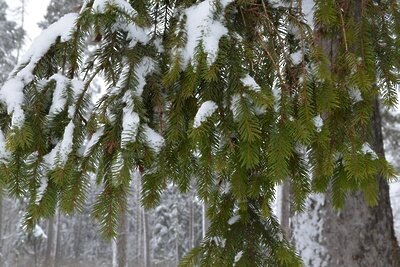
[6,0,51,50]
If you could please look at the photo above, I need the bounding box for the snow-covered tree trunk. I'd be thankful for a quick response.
[293,173,400,266]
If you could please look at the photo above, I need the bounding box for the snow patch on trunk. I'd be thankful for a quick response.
[292,194,328,267]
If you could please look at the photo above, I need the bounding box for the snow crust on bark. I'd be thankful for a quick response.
[292,194,328,267]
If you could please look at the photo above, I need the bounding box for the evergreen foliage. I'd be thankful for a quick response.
[1,0,400,265]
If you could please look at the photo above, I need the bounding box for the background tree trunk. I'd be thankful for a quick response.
[143,210,150,267]
[280,181,291,239]
[189,199,194,250]
[54,211,61,267]
[44,216,56,267]
[202,202,209,239]
[117,210,127,267]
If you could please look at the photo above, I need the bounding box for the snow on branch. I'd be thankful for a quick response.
[193,100,218,128]
[0,13,78,127]
[176,0,233,68]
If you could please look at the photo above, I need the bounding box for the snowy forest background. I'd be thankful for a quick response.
[0,0,400,267]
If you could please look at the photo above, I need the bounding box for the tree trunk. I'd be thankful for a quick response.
[292,60,400,267]
[73,215,82,260]
[292,1,400,265]
[54,211,61,267]
[189,198,194,250]
[112,239,117,267]
[117,210,127,267]
[44,216,56,267]
[143,210,151,267]
[280,181,291,239]
[202,202,209,239]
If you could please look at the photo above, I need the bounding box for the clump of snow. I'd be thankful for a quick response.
[120,91,141,146]
[36,176,48,205]
[241,74,261,92]
[121,104,140,146]
[33,224,48,239]
[350,89,363,103]
[0,79,25,126]
[0,130,10,162]
[68,78,85,118]
[83,127,105,156]
[58,120,75,165]
[48,74,69,116]
[93,0,136,14]
[193,100,218,128]
[43,143,60,169]
[143,125,164,152]
[134,57,156,96]
[153,38,164,53]
[228,214,240,225]
[361,142,378,159]
[272,84,281,112]
[313,115,323,132]
[0,13,77,127]
[179,0,233,67]
[94,0,150,48]
[290,50,303,65]
[111,19,149,48]
[234,251,243,264]
[42,120,75,170]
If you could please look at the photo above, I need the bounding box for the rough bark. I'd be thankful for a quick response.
[292,1,400,265]
[292,64,400,267]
